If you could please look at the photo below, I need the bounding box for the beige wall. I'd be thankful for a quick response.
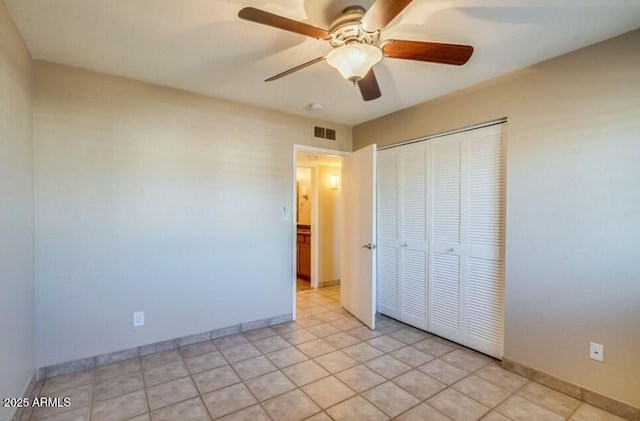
[0,2,35,417]
[317,165,342,285]
[296,167,312,226]
[354,30,640,407]
[33,61,352,367]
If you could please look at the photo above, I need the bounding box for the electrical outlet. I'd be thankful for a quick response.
[589,342,604,362]
[133,311,144,327]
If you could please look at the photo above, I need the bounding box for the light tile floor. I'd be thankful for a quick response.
[25,286,628,421]
[296,278,311,292]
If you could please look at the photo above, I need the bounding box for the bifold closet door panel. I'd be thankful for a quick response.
[428,124,506,358]
[377,149,401,319]
[466,258,504,354]
[400,144,429,329]
[378,245,400,319]
[464,124,505,357]
[428,135,464,342]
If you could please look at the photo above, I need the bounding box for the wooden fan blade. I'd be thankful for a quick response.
[357,69,382,101]
[360,0,413,32]
[382,39,474,65]
[265,57,326,82]
[238,7,332,40]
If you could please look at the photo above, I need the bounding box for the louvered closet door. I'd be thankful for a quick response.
[399,143,429,330]
[429,133,464,343]
[428,123,505,358]
[376,149,401,319]
[464,124,505,357]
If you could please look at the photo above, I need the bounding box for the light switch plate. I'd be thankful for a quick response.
[133,311,144,327]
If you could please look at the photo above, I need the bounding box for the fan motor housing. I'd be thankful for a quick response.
[329,6,380,47]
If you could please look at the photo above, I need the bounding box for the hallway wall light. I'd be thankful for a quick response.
[329,174,340,190]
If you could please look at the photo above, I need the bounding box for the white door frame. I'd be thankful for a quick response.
[292,145,348,320]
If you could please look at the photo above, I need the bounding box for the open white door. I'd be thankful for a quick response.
[341,144,377,329]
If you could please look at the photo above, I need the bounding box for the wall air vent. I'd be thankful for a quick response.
[313,125,337,141]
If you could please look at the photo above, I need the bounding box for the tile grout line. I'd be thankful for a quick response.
[299,298,367,418]
[396,349,520,419]
[93,357,148,417]
[359,345,456,418]
[440,358,505,406]
[208,333,277,420]
[183,349,217,421]
[130,345,229,418]
[87,364,96,421]
[313,323,493,419]
[293,290,365,418]
[482,367,531,419]
[513,380,583,420]
[490,378,532,421]
[33,366,97,420]
[138,355,153,420]
[564,400,583,421]
[393,399,452,421]
[298,373,358,417]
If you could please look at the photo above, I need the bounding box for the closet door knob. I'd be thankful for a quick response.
[401,244,408,248]
[447,248,455,253]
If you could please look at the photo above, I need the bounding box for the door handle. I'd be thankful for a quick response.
[401,244,408,248]
[446,248,455,253]
[362,243,376,250]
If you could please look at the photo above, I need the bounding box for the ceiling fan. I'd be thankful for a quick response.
[238,0,474,101]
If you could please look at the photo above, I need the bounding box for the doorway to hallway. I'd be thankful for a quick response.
[295,150,343,293]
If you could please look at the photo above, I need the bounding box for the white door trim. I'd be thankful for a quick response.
[292,145,348,320]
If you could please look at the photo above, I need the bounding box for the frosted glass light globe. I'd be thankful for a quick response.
[326,44,382,82]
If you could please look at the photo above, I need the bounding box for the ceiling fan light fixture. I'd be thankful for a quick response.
[326,44,382,82]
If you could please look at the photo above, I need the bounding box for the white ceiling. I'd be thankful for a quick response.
[5,0,640,126]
